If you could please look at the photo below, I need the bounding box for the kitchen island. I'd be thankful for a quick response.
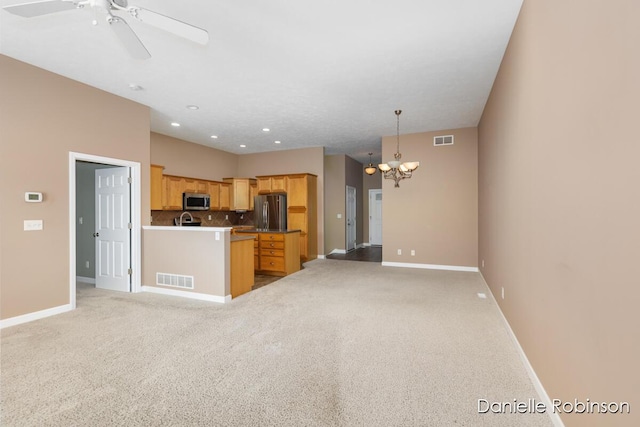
[235,229,301,276]
[142,226,255,302]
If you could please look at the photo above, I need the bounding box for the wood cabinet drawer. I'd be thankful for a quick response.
[260,233,284,242]
[260,248,284,257]
[261,256,285,272]
[260,241,284,250]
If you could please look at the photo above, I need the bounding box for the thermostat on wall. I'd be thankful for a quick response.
[25,192,43,203]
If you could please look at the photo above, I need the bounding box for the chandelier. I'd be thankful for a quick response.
[364,152,377,175]
[378,110,419,187]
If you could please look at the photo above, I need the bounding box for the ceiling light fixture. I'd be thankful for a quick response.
[364,152,377,175]
[171,122,181,127]
[274,140,281,144]
[378,110,419,187]
[210,135,218,139]
[186,105,199,110]
[240,144,246,148]
[262,128,270,132]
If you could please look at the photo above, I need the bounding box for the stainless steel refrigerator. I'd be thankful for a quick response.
[254,193,287,230]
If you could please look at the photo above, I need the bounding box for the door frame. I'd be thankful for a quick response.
[368,189,382,246]
[346,185,356,252]
[69,152,142,309]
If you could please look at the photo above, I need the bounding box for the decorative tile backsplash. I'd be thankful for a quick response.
[151,210,254,227]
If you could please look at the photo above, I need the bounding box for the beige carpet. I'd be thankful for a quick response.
[1,260,553,426]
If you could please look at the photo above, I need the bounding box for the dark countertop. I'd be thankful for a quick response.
[230,235,256,242]
[235,229,301,234]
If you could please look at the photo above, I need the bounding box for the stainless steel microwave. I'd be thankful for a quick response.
[183,193,210,211]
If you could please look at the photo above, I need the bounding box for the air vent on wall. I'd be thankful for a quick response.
[434,135,454,146]
[156,272,194,289]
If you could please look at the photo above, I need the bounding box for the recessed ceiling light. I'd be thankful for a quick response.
[274,140,281,144]
[128,83,143,91]
[262,128,270,132]
[171,122,180,127]
[186,105,199,110]
[210,135,218,139]
[240,144,246,148]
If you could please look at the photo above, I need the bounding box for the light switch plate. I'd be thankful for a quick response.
[24,220,43,231]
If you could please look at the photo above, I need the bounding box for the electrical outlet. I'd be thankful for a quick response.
[225,215,229,220]
[482,259,485,268]
[24,220,43,231]
[411,250,415,256]
[208,215,212,220]
[85,261,90,269]
[501,287,505,300]
[397,249,402,255]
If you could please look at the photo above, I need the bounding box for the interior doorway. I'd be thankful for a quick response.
[69,152,142,309]
[346,185,356,252]
[369,189,382,246]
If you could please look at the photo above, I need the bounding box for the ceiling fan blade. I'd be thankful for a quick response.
[131,8,209,45]
[3,0,77,17]
[109,16,151,60]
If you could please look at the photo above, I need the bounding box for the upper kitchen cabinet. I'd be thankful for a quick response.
[219,182,231,211]
[223,178,257,211]
[150,164,164,210]
[162,175,185,210]
[257,175,287,194]
[249,182,258,211]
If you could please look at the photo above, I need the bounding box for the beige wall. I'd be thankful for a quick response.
[150,132,238,181]
[323,155,346,253]
[478,1,640,426]
[0,55,151,320]
[362,169,382,244]
[142,228,229,297]
[382,127,478,267]
[238,147,325,255]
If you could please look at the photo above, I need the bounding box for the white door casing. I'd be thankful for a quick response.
[95,167,131,292]
[346,185,357,252]
[369,189,382,246]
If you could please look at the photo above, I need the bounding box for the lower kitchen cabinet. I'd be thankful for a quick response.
[230,237,254,298]
[238,231,300,276]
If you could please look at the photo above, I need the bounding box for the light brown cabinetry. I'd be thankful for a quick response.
[219,183,231,211]
[207,181,221,210]
[223,178,257,211]
[257,176,287,194]
[256,173,317,262]
[150,164,164,210]
[285,174,317,262]
[230,238,254,298]
[239,231,300,276]
[249,182,257,211]
[162,175,185,210]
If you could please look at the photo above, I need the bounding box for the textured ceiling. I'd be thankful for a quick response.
[1,0,523,164]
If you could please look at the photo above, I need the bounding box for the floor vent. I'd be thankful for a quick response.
[156,272,194,289]
[434,135,454,146]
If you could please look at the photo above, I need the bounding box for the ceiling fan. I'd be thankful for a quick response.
[3,0,209,59]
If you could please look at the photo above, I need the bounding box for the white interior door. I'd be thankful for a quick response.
[95,167,131,292]
[369,189,382,246]
[346,185,357,252]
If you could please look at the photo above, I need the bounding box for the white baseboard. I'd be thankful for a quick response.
[316,255,326,259]
[76,276,96,284]
[479,273,564,427]
[0,304,73,329]
[356,243,365,249]
[142,285,231,304]
[381,261,479,272]
[329,249,347,254]
[362,242,371,247]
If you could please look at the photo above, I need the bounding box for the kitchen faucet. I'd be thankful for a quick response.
[179,211,193,226]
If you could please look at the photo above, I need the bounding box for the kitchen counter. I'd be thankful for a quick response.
[142,226,254,302]
[235,229,302,234]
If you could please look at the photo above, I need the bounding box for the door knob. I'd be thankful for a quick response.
[93,232,99,237]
